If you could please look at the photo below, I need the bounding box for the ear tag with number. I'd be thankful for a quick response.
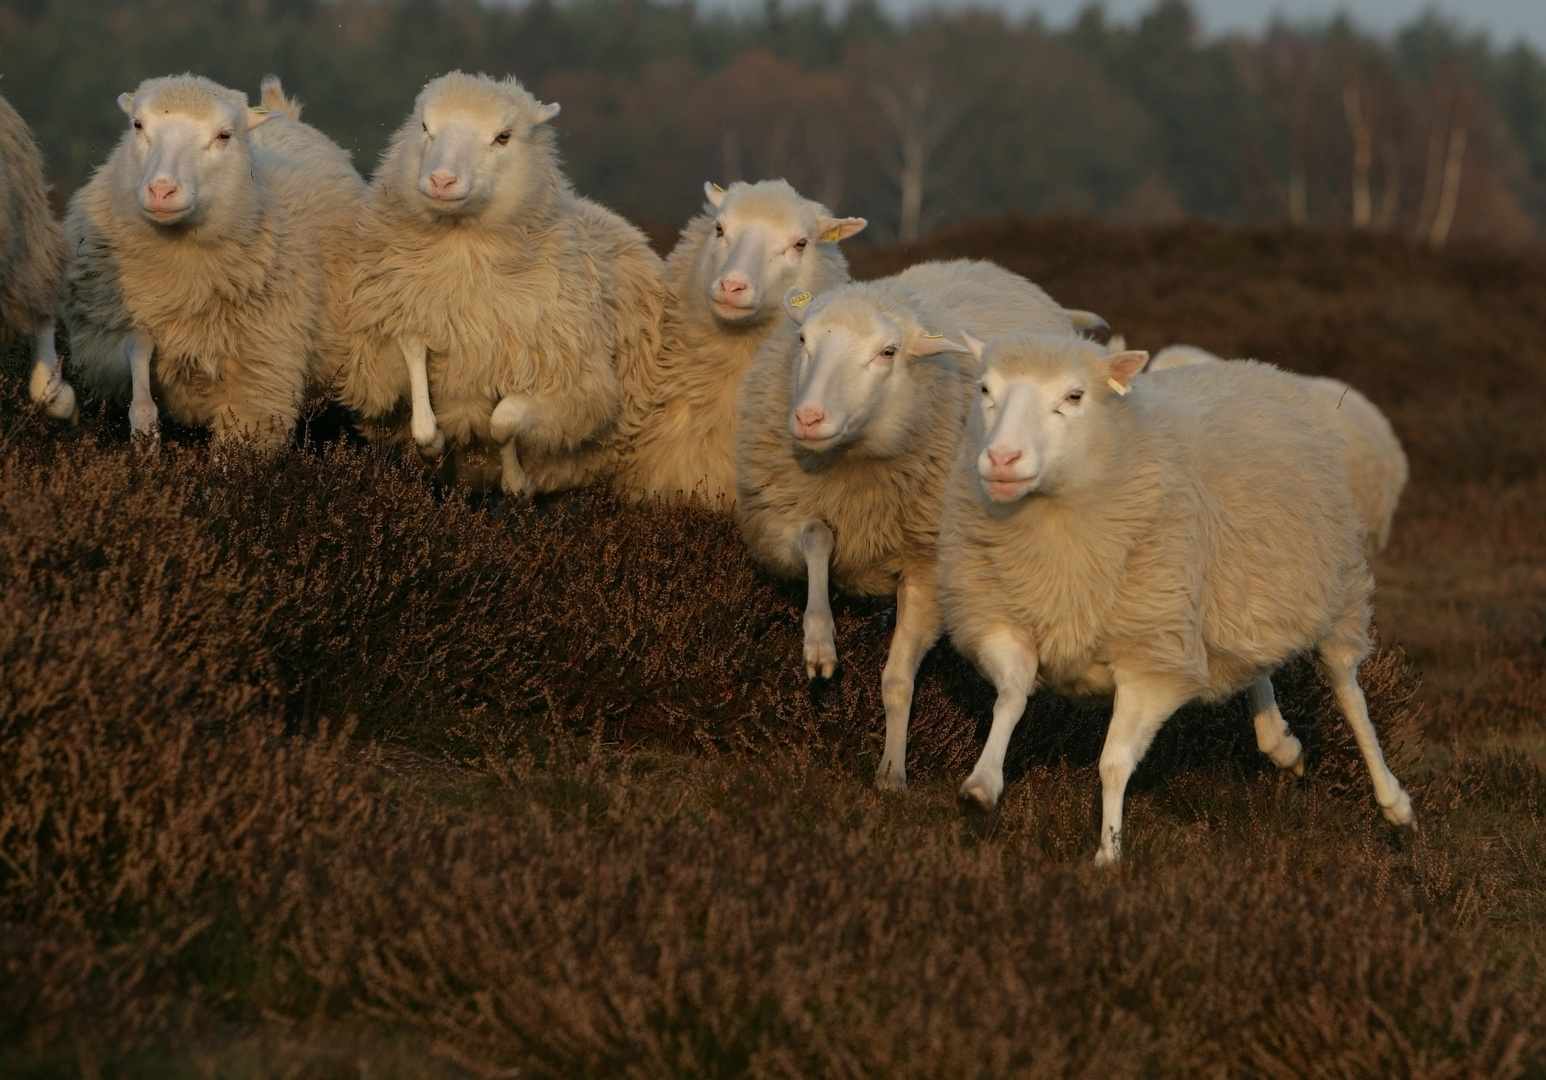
[788,291,813,308]
[820,226,842,243]
[1107,378,1132,396]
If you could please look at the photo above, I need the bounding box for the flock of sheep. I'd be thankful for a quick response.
[0,70,1415,863]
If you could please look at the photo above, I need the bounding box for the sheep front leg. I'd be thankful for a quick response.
[125,329,159,444]
[798,521,837,680]
[1095,677,1190,866]
[400,336,444,459]
[1248,676,1305,776]
[875,571,942,792]
[490,395,536,500]
[958,629,1039,812]
[1318,643,1413,827]
[27,319,77,422]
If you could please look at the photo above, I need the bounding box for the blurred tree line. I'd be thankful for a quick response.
[1,0,1542,244]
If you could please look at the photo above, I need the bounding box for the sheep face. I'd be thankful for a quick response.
[780,287,958,455]
[698,180,864,326]
[968,335,1148,503]
[114,78,272,227]
[398,75,561,222]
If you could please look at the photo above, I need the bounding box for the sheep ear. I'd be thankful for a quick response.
[783,285,814,326]
[1066,309,1109,334]
[245,106,275,130]
[704,181,727,208]
[1103,350,1149,394]
[911,330,968,357]
[960,333,986,363]
[817,216,867,243]
[534,101,561,124]
[118,93,135,117]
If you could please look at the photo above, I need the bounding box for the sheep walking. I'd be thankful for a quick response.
[938,335,1413,864]
[0,91,74,422]
[1143,343,1410,778]
[338,72,665,497]
[736,260,1087,790]
[61,75,364,446]
[618,179,865,506]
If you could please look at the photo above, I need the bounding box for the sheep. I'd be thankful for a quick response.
[617,179,865,506]
[0,91,74,421]
[61,75,364,446]
[735,259,1087,790]
[337,71,665,498]
[1146,344,1409,557]
[937,333,1413,864]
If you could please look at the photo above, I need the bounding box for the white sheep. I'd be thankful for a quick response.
[1141,343,1411,779]
[1146,344,1408,557]
[337,71,665,498]
[0,91,74,421]
[735,259,1086,790]
[61,75,364,446]
[938,334,1413,864]
[617,179,865,505]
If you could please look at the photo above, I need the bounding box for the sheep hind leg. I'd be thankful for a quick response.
[1249,676,1305,776]
[490,395,536,500]
[1318,643,1413,827]
[958,630,1039,813]
[28,319,77,422]
[125,329,159,445]
[798,521,837,680]
[874,572,942,792]
[1094,677,1190,866]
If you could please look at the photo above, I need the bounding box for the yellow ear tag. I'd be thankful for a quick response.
[788,291,813,308]
[1107,377,1132,396]
[820,226,842,243]
[922,332,943,339]
[712,183,725,193]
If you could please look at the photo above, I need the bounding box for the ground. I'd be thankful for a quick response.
[2,219,1544,1077]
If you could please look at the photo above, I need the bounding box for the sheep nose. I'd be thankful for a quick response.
[987,447,1022,469]
[427,170,458,196]
[794,405,826,432]
[146,179,178,201]
[715,276,750,299]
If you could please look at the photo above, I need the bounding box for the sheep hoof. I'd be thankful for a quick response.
[1093,845,1121,868]
[30,362,77,422]
[957,779,997,814]
[1286,748,1306,778]
[1380,788,1414,827]
[874,762,907,792]
[802,618,837,680]
[415,428,446,460]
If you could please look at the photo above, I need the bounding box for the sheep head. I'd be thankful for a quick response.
[697,179,864,327]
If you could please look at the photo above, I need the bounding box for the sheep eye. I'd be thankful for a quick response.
[1066,390,1083,403]
[798,333,805,344]
[794,238,808,251]
[981,386,990,396]
[216,130,232,142]
[422,122,429,133]
[494,130,512,146]
[881,346,898,359]
[715,222,725,239]
[132,119,143,131]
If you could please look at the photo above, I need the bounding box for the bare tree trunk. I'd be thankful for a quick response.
[1375,138,1402,230]
[874,75,956,244]
[1414,83,1451,242]
[1343,65,1373,228]
[1428,102,1470,249]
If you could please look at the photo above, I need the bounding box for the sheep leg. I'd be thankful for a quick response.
[490,395,536,500]
[1249,676,1305,776]
[126,329,159,444]
[400,336,444,459]
[875,572,942,792]
[1318,645,1414,827]
[958,630,1039,812]
[1095,678,1190,866]
[798,521,837,680]
[27,319,77,422]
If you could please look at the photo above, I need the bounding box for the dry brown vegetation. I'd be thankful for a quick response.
[2,219,1545,1077]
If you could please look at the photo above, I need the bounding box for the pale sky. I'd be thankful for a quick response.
[724,0,1546,52]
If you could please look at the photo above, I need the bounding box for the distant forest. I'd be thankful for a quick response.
[2,0,1544,244]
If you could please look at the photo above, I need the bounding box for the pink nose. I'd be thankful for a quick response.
[427,171,458,197]
[794,405,826,434]
[987,447,1021,469]
[146,179,178,202]
[715,277,750,299]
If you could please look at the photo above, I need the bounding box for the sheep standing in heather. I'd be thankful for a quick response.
[736,260,1087,790]
[0,91,74,421]
[938,334,1412,864]
[339,72,665,497]
[617,180,865,505]
[62,75,364,445]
